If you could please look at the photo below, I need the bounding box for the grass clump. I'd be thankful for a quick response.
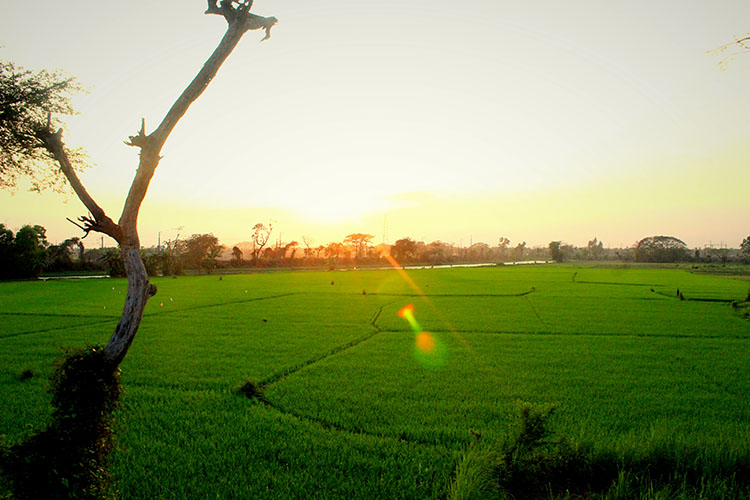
[494,403,604,499]
[447,441,501,500]
[239,380,267,403]
[448,402,750,500]
[0,346,121,500]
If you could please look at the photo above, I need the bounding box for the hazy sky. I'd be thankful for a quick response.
[1,1,748,249]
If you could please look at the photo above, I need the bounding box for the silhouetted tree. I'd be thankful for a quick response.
[202,243,225,274]
[344,233,374,261]
[325,242,344,261]
[302,235,314,260]
[99,248,125,278]
[251,223,273,265]
[635,236,690,263]
[497,236,511,261]
[183,233,220,271]
[0,224,50,279]
[391,237,417,263]
[468,242,490,261]
[231,245,243,265]
[586,237,605,260]
[741,236,750,263]
[0,224,14,275]
[315,244,325,260]
[420,240,451,263]
[511,241,527,261]
[47,237,84,271]
[548,241,563,263]
[158,237,185,276]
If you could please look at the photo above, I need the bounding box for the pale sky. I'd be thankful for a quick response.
[1,0,748,249]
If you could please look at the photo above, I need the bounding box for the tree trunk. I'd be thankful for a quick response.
[103,244,156,368]
[38,5,277,373]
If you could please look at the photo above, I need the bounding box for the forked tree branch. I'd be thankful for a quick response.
[36,123,122,241]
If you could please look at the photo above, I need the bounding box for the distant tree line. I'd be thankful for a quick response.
[2,224,749,280]
[0,224,50,279]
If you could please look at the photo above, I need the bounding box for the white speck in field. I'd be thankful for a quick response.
[103,306,106,310]
[160,302,164,306]
[244,290,248,294]
[170,297,173,302]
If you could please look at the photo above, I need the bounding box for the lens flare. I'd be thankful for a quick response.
[386,254,480,364]
[397,303,445,367]
[416,332,435,352]
[397,303,413,318]
[398,304,422,332]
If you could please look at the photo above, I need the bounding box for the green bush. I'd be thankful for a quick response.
[0,346,121,500]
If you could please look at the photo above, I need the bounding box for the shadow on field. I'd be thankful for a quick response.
[0,346,120,500]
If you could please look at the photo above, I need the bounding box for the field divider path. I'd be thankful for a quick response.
[572,270,661,287]
[257,395,458,450]
[247,297,486,449]
[258,298,395,388]
[142,292,303,318]
[244,298,466,448]
[0,317,118,340]
[523,295,547,329]
[0,311,116,319]
[0,293,302,340]
[373,327,749,340]
[365,291,536,298]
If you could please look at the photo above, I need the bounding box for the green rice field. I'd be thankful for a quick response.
[1,265,749,498]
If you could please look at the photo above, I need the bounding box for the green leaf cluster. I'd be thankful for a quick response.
[0,60,89,192]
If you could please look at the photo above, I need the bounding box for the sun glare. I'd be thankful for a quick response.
[285,190,393,224]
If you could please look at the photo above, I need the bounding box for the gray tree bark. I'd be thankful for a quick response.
[35,2,277,371]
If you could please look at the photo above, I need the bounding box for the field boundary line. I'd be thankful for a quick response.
[304,291,536,298]
[258,300,394,388]
[1,292,303,338]
[0,318,118,340]
[0,311,116,319]
[119,378,455,448]
[576,280,662,287]
[572,270,664,288]
[257,397,458,450]
[258,330,381,387]
[368,290,535,298]
[142,292,303,318]
[373,328,750,340]
[524,295,547,329]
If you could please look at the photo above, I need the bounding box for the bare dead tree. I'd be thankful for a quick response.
[251,222,273,264]
[34,1,278,371]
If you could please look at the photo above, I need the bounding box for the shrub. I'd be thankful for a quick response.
[448,402,750,500]
[239,380,267,403]
[0,346,121,499]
